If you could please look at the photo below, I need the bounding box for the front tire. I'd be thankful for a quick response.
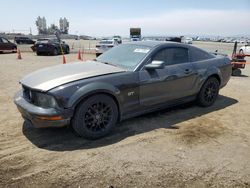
[72,94,118,140]
[65,47,70,54]
[12,47,17,53]
[232,68,242,76]
[197,77,220,107]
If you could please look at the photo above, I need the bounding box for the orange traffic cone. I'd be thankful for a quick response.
[77,49,82,61]
[63,55,66,64]
[17,49,22,60]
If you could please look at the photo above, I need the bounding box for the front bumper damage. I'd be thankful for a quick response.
[14,90,73,128]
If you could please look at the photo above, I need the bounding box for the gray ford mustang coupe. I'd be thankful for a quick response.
[14,41,232,139]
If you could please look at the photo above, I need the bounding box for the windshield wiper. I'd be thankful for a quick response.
[100,61,118,67]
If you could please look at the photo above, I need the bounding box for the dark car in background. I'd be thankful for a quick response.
[14,41,231,139]
[31,38,70,56]
[0,37,17,53]
[14,36,35,44]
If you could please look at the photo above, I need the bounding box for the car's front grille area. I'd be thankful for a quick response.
[22,86,33,103]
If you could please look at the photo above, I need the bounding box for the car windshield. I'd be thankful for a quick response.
[37,38,58,43]
[37,39,49,43]
[96,44,152,70]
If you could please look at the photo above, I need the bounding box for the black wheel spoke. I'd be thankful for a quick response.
[204,81,218,103]
[83,101,113,133]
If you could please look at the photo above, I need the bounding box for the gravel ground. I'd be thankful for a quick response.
[0,41,250,188]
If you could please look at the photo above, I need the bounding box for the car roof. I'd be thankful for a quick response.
[127,41,189,48]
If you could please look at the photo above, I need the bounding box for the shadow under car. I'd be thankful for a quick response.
[22,95,238,151]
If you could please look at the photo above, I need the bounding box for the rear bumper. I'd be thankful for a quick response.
[14,91,73,128]
[36,47,54,53]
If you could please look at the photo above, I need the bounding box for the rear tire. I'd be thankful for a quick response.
[197,77,220,107]
[239,49,244,55]
[72,94,118,140]
[53,48,59,56]
[65,47,70,54]
[232,68,241,76]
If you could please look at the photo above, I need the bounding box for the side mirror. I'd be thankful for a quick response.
[145,61,165,70]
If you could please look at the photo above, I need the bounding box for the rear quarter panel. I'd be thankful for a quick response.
[192,56,231,92]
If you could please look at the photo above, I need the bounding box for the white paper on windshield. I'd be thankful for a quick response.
[134,49,150,53]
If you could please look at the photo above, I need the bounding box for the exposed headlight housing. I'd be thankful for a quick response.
[34,92,58,108]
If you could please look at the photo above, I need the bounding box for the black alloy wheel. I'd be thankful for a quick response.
[72,94,118,139]
[197,77,219,107]
[84,102,112,132]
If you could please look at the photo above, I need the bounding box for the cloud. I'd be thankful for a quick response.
[70,9,250,36]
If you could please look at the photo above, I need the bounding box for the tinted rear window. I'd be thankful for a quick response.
[190,48,214,62]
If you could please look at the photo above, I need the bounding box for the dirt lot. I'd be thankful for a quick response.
[0,41,250,188]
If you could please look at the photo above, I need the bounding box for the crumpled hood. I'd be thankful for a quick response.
[20,61,126,91]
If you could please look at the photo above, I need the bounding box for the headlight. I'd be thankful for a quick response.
[34,93,58,108]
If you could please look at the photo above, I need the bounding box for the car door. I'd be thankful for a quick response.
[1,38,12,50]
[139,47,198,106]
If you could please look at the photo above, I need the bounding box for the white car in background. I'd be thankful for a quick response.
[239,43,250,55]
[112,36,122,44]
[96,39,119,57]
[181,37,193,44]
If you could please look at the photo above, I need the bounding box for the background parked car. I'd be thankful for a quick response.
[181,37,193,44]
[239,43,250,54]
[0,37,17,53]
[14,36,35,44]
[31,38,70,56]
[113,36,122,44]
[96,39,119,57]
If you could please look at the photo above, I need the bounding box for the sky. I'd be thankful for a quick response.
[0,0,250,37]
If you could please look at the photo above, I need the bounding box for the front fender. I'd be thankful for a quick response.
[67,82,121,109]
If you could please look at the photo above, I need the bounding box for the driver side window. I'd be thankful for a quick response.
[153,47,189,66]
